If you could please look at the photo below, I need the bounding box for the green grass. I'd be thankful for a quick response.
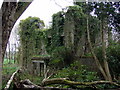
[3,58,18,75]
[3,59,15,64]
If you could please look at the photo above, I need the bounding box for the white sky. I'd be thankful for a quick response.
[1,0,73,51]
[0,0,3,9]
[15,0,73,26]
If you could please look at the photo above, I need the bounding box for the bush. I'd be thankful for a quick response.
[95,43,120,79]
[49,46,75,68]
[52,61,99,82]
[107,43,120,78]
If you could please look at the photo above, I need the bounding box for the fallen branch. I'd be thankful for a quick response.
[19,79,41,88]
[41,78,120,88]
[4,69,19,90]
[17,79,71,89]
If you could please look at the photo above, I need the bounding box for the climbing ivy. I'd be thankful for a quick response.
[66,6,87,46]
[45,6,101,67]
[88,16,100,45]
[19,16,46,69]
[52,11,65,46]
[45,11,65,54]
[19,6,101,70]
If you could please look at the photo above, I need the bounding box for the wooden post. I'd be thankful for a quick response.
[44,62,46,78]
[39,62,41,76]
[37,62,39,75]
[0,9,2,89]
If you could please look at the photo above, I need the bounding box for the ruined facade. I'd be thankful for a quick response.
[46,7,101,58]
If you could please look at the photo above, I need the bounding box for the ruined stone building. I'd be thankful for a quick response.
[46,6,101,58]
[43,6,103,72]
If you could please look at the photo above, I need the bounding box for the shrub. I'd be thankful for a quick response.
[52,61,99,82]
[49,46,75,68]
[95,43,120,79]
[107,43,120,78]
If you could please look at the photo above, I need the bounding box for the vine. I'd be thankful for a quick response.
[19,16,46,69]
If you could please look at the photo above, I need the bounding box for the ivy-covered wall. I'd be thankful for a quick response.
[51,11,65,47]
[19,17,47,70]
[45,11,65,54]
[19,6,101,69]
[46,6,101,58]
[64,6,87,56]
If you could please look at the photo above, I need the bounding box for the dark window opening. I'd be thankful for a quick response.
[47,37,52,46]
[59,36,64,46]
[35,39,39,48]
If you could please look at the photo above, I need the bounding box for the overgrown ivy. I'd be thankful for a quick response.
[19,6,101,70]
[52,11,65,47]
[46,6,101,67]
[19,16,46,69]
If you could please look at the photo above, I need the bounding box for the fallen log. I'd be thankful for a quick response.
[18,79,41,88]
[41,78,120,88]
[4,69,19,90]
[15,78,120,89]
[16,79,73,89]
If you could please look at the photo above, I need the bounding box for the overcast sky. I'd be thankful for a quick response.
[15,0,73,26]
[1,0,73,51]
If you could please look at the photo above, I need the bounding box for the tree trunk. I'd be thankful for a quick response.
[101,20,112,81]
[2,1,32,62]
[0,2,32,89]
[86,16,108,80]
[0,9,2,90]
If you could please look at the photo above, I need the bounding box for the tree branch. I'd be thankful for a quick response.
[41,78,120,88]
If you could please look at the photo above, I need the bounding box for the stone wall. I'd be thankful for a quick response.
[63,9,87,57]
[64,11,75,49]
